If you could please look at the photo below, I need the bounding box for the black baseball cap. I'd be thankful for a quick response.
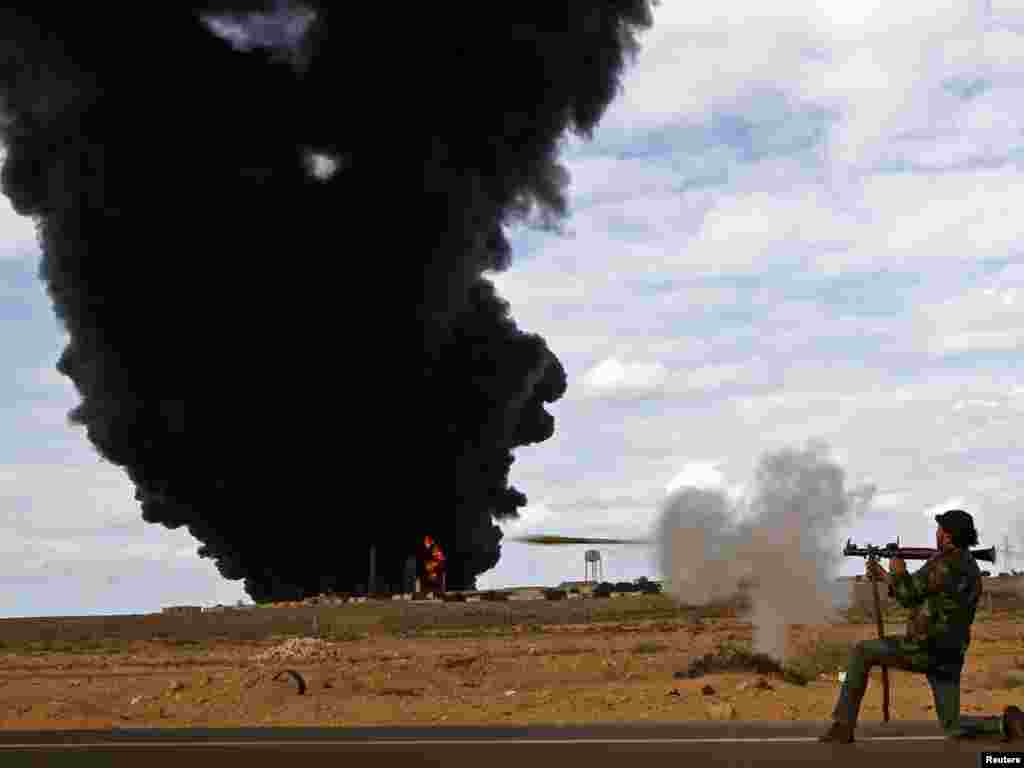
[935,509,974,533]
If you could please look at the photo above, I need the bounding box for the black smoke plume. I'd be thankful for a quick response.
[0,3,655,600]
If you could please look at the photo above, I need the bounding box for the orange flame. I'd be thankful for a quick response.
[420,535,446,589]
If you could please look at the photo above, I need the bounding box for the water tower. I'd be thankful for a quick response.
[584,549,602,583]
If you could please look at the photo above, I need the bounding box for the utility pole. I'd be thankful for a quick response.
[999,535,1020,573]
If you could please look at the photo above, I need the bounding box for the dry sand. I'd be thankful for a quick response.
[3,613,1024,730]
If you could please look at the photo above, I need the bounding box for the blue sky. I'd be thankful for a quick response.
[5,1,1024,616]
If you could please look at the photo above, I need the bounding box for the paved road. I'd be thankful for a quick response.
[0,721,1013,767]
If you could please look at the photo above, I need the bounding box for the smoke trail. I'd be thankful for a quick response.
[656,439,876,661]
[0,3,655,600]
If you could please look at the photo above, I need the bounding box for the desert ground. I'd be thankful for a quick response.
[3,592,1024,730]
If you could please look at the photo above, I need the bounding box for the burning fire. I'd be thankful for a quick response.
[421,535,446,591]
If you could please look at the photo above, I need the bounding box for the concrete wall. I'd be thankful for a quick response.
[161,606,203,616]
[506,588,547,601]
[848,580,894,612]
[979,575,1024,597]
[843,574,1024,612]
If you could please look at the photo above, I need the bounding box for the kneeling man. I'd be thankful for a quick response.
[820,509,1024,743]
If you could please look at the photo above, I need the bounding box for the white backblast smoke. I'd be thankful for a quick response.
[655,439,876,661]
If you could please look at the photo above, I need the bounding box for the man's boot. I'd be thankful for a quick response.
[1003,706,1024,741]
[818,721,855,743]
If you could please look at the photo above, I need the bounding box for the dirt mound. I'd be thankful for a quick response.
[250,637,347,664]
[678,643,808,686]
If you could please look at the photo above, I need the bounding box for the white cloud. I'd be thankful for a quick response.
[600,0,982,166]
[0,450,248,615]
[665,460,727,495]
[499,501,560,534]
[0,461,142,533]
[874,491,911,508]
[597,9,814,136]
[923,496,969,519]
[934,331,1024,354]
[984,25,1024,70]
[877,170,1024,254]
[664,461,747,511]
[578,356,749,402]
[680,187,863,273]
[677,363,746,392]
[581,357,668,399]
[0,197,38,261]
[915,261,1024,356]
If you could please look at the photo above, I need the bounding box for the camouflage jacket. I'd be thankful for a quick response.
[888,546,983,660]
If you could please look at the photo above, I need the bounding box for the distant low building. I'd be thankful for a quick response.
[505,587,547,600]
[162,605,203,617]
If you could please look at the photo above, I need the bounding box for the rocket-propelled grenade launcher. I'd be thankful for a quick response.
[842,539,997,563]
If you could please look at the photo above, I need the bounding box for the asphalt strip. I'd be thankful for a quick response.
[0,735,950,748]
